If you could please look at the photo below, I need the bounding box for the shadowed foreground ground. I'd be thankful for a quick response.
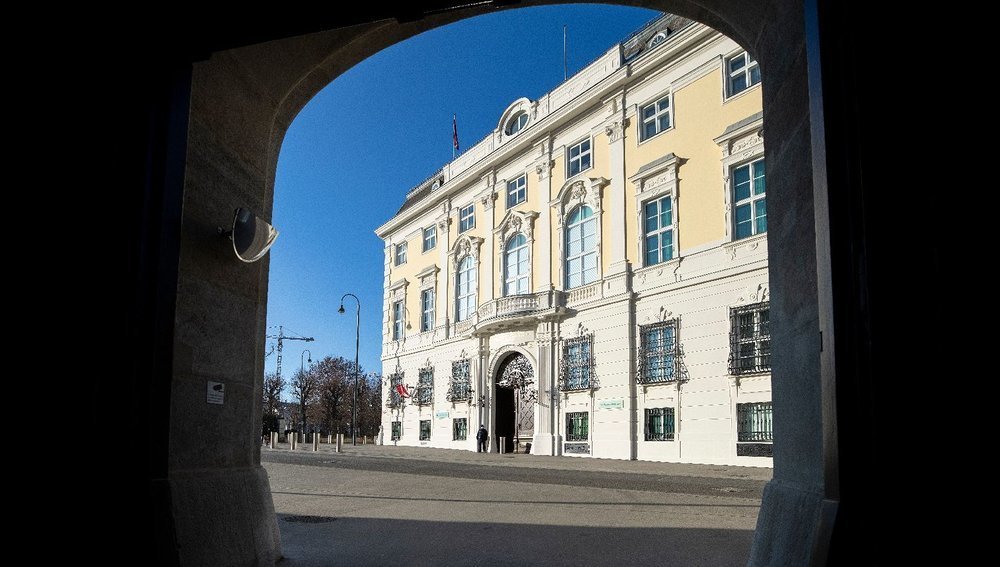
[263,444,769,566]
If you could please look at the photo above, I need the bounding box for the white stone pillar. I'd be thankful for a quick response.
[604,91,629,276]
[533,320,560,456]
[479,172,497,303]
[534,136,554,290]
[437,200,451,338]
[478,337,492,452]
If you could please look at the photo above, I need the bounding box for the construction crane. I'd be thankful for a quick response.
[266,326,315,386]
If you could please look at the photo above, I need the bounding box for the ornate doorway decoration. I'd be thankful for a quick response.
[497,353,536,452]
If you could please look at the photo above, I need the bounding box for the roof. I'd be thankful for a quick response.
[387,13,693,224]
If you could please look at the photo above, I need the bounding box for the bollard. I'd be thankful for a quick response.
[500,437,506,454]
[336,433,343,453]
[272,432,278,449]
[312,433,319,452]
[290,434,297,450]
[328,434,333,444]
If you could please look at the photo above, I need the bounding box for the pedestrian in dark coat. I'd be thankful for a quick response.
[476,424,489,452]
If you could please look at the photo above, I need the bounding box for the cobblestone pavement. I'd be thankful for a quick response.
[263,443,769,566]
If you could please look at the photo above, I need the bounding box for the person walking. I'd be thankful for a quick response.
[476,424,489,453]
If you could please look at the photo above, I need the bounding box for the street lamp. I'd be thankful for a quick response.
[339,293,360,445]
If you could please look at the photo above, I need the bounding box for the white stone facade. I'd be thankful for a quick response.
[376,15,772,467]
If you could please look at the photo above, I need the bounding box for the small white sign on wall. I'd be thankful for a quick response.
[207,381,225,405]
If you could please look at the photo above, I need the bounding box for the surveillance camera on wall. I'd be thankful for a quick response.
[219,207,279,263]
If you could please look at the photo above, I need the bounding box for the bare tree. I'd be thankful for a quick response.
[356,373,383,438]
[290,366,318,434]
[312,356,354,434]
[262,372,285,415]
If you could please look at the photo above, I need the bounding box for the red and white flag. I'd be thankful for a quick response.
[395,384,411,398]
[452,114,460,153]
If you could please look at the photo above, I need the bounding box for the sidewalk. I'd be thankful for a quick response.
[262,440,773,482]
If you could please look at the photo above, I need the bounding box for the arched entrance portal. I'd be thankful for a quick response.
[494,353,536,453]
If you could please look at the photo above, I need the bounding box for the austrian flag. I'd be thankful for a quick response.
[395,383,411,398]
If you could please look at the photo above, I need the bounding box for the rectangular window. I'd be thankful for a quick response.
[446,359,472,402]
[420,289,435,332]
[729,302,770,375]
[726,51,761,97]
[737,402,773,442]
[732,158,766,240]
[422,226,437,252]
[565,412,589,441]
[567,138,592,177]
[415,367,433,405]
[643,196,674,266]
[392,300,404,340]
[639,95,672,141]
[419,420,431,441]
[459,204,475,233]
[453,418,468,441]
[388,373,404,409]
[560,335,593,391]
[639,320,678,384]
[644,407,675,441]
[391,421,401,441]
[394,243,407,266]
[506,175,526,208]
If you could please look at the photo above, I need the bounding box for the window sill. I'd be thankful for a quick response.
[564,165,594,184]
[636,255,681,275]
[637,125,674,147]
[724,231,768,249]
[723,83,761,105]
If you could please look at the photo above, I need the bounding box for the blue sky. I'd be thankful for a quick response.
[266,4,661,394]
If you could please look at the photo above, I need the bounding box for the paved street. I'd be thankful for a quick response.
[263,444,769,566]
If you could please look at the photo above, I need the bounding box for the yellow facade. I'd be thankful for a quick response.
[378,21,763,341]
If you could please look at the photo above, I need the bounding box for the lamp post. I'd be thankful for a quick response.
[300,349,311,434]
[339,293,360,445]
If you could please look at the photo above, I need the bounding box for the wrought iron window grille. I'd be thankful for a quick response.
[737,401,773,442]
[728,302,771,376]
[445,359,473,402]
[558,334,598,392]
[414,366,434,406]
[386,372,405,409]
[637,319,682,384]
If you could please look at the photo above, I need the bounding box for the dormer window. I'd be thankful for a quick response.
[505,112,528,136]
[648,30,670,48]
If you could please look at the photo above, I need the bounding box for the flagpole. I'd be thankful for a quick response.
[452,114,457,159]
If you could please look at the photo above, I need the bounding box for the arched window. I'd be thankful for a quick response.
[455,256,477,321]
[565,205,597,288]
[505,112,528,136]
[504,233,529,296]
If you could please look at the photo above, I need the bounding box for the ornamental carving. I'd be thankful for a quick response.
[552,177,607,226]
[494,209,539,249]
[450,234,484,270]
[604,120,624,143]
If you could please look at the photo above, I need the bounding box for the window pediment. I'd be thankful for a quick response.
[494,209,539,247]
[449,234,484,270]
[550,176,608,225]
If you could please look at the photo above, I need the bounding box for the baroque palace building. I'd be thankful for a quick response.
[375,14,772,466]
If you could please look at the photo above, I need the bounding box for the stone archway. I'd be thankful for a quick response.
[124,1,884,565]
[494,353,536,453]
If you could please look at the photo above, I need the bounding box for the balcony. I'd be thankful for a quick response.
[451,290,567,337]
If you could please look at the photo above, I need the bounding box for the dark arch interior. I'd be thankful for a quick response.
[119,1,910,565]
